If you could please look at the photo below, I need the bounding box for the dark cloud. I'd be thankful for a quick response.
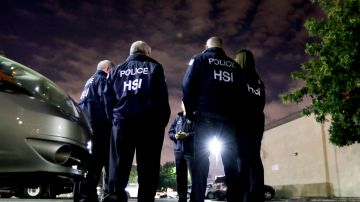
[0,0,322,163]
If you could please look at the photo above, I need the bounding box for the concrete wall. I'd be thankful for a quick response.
[262,114,360,198]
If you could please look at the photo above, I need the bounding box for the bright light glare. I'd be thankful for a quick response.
[87,141,92,154]
[209,136,222,156]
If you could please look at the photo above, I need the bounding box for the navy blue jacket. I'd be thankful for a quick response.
[104,53,170,127]
[78,70,110,131]
[236,49,266,135]
[168,111,194,154]
[182,47,245,121]
[244,76,265,134]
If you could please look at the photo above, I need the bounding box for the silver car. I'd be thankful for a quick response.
[0,55,92,198]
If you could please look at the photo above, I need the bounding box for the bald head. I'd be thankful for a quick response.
[97,60,114,73]
[206,36,223,49]
[130,40,151,56]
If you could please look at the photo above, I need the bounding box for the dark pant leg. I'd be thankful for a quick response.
[219,123,241,202]
[107,124,135,202]
[190,119,211,202]
[136,126,164,202]
[175,152,188,202]
[248,132,264,202]
[236,131,251,202]
[79,125,111,202]
[101,124,112,195]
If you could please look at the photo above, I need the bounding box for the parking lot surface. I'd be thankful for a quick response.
[1,197,360,202]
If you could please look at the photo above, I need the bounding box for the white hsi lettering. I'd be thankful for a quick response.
[85,78,94,86]
[123,79,143,91]
[80,78,94,100]
[80,89,89,100]
[208,58,235,68]
[120,67,149,77]
[213,69,233,82]
[247,84,261,96]
[188,59,194,66]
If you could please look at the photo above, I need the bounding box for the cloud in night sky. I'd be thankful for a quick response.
[0,0,323,164]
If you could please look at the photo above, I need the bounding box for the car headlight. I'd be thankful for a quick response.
[208,136,222,156]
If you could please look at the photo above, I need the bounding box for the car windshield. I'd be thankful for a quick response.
[0,55,80,118]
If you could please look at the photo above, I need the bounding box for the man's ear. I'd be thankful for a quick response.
[106,66,112,73]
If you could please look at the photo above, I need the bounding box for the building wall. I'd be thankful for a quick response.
[262,114,360,198]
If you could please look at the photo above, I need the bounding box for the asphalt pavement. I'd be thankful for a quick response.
[1,197,360,202]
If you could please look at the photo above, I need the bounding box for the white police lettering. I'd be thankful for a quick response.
[189,59,194,66]
[208,58,235,68]
[80,89,89,100]
[80,78,94,100]
[247,84,261,96]
[120,67,149,77]
[214,69,233,82]
[123,79,142,91]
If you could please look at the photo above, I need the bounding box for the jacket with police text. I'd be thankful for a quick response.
[182,47,245,121]
[104,54,170,127]
[78,70,110,130]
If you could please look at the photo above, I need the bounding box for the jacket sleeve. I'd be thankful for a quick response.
[98,76,107,104]
[152,64,171,128]
[182,56,200,120]
[103,72,115,121]
[168,116,179,142]
[185,119,195,136]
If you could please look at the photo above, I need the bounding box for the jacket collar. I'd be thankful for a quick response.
[202,47,225,55]
[95,70,107,76]
[125,53,148,61]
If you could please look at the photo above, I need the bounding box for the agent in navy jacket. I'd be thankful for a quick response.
[182,36,245,202]
[235,49,266,202]
[78,60,114,202]
[103,41,170,202]
[168,102,194,202]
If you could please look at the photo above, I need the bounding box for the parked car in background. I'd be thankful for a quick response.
[205,175,276,201]
[0,55,92,198]
[125,183,138,198]
[187,183,213,199]
[263,184,276,201]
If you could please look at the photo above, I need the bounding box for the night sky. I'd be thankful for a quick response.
[0,0,323,163]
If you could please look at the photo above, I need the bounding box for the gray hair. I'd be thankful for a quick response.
[129,40,151,56]
[97,60,114,70]
[206,36,223,49]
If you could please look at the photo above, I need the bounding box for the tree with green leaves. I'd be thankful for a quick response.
[157,162,177,191]
[128,167,138,183]
[281,0,360,146]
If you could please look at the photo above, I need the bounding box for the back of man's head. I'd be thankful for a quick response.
[130,40,151,56]
[96,60,114,70]
[97,60,114,72]
[206,36,223,49]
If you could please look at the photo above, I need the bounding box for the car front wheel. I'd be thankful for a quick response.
[206,191,215,199]
[264,186,275,200]
[23,186,46,198]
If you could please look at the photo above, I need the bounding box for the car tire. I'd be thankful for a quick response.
[264,186,275,201]
[23,186,46,198]
[218,191,226,200]
[206,191,215,199]
[213,191,221,200]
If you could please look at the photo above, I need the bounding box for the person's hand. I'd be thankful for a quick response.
[175,132,188,139]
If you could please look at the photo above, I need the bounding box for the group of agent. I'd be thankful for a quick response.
[77,36,265,202]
